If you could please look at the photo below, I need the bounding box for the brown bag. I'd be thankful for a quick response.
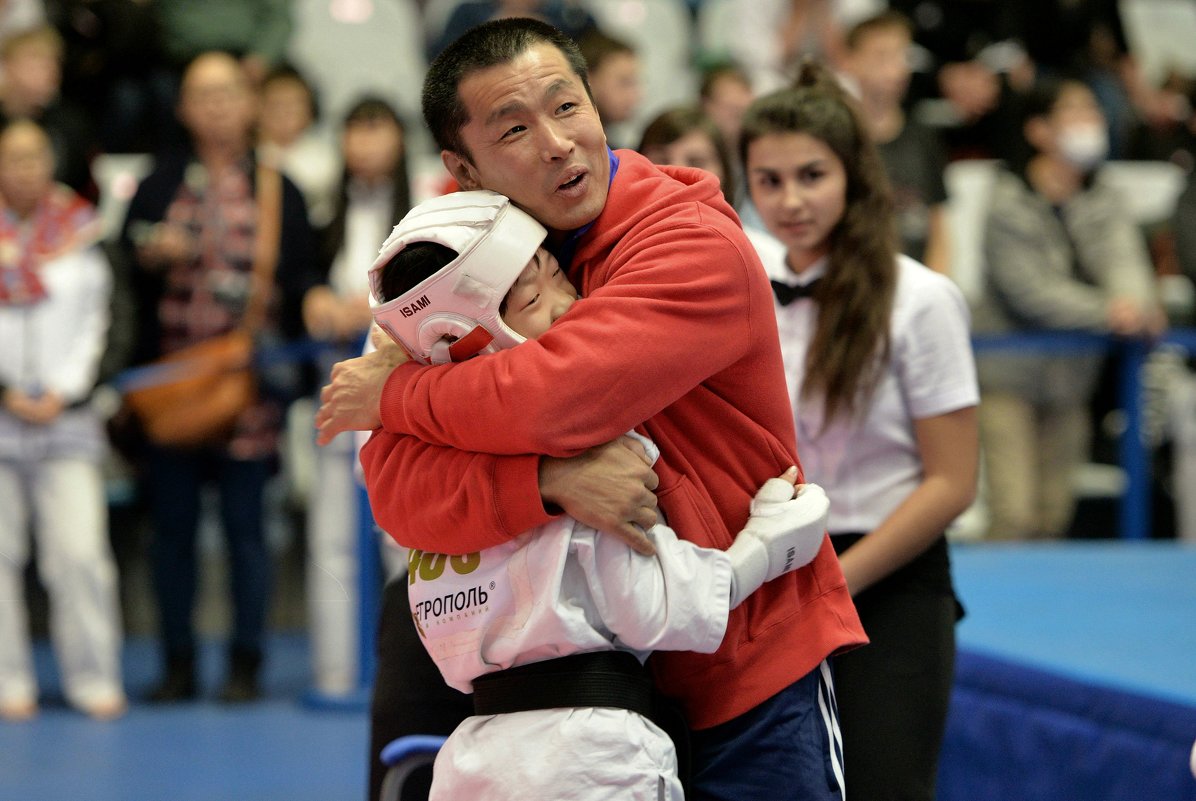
[124,330,256,446]
[124,166,282,447]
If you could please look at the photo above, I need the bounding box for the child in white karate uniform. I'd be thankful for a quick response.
[368,190,831,801]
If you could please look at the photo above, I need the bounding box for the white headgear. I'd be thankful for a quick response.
[369,190,547,364]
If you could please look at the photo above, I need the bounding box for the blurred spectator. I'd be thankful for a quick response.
[0,119,125,722]
[256,63,340,228]
[0,0,42,34]
[730,0,848,95]
[49,0,168,154]
[155,0,292,86]
[1015,0,1140,160]
[699,61,754,155]
[428,1,595,62]
[0,24,94,195]
[1127,79,1196,169]
[885,0,1030,161]
[578,27,640,146]
[842,10,949,273]
[637,105,735,205]
[971,78,1164,540]
[1175,166,1196,289]
[118,52,315,703]
[302,97,410,699]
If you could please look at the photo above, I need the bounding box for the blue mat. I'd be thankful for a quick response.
[940,541,1196,801]
[5,542,1194,801]
[0,635,368,801]
[951,541,1196,706]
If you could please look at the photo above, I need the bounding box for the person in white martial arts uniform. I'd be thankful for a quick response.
[0,120,126,721]
[368,190,832,801]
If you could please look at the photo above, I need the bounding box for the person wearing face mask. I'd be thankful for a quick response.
[971,77,1166,541]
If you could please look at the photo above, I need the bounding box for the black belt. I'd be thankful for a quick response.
[471,651,653,717]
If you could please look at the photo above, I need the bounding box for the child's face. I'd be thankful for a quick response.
[747,132,847,272]
[501,247,577,339]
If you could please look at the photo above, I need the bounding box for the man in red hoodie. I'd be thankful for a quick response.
[317,17,866,801]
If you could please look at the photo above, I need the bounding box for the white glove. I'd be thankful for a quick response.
[727,478,830,609]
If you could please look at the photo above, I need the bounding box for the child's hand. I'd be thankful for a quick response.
[726,469,830,608]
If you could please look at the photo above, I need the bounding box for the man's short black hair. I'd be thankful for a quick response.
[376,241,458,303]
[422,17,592,159]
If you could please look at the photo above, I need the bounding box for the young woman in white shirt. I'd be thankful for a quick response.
[739,61,980,801]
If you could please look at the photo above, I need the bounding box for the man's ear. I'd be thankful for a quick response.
[441,150,481,190]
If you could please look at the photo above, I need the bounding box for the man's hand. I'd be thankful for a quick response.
[315,340,409,445]
[539,436,661,556]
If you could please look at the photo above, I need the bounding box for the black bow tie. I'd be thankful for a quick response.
[770,278,822,306]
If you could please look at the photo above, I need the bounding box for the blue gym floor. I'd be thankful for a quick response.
[3,540,1193,801]
[0,635,369,801]
[951,540,1196,708]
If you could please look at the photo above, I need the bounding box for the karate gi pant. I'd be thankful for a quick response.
[0,458,124,709]
[431,707,684,801]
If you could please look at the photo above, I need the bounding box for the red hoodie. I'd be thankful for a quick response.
[361,150,866,728]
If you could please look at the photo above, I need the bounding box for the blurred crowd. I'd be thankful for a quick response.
[2,0,1195,722]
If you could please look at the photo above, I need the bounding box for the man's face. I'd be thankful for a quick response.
[444,43,610,234]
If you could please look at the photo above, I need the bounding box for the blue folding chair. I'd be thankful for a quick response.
[378,734,447,801]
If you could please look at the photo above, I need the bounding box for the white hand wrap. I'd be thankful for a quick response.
[727,480,831,609]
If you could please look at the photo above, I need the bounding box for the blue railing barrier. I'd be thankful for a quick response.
[111,327,1196,539]
[972,328,1196,541]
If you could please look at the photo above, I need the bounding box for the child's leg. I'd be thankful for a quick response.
[32,458,125,715]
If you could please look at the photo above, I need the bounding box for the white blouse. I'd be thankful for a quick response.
[750,228,979,534]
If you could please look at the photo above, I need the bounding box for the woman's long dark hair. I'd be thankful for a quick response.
[739,60,898,425]
[318,97,412,276]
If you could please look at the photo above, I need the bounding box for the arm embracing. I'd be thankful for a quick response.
[360,429,551,554]
[378,223,759,455]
